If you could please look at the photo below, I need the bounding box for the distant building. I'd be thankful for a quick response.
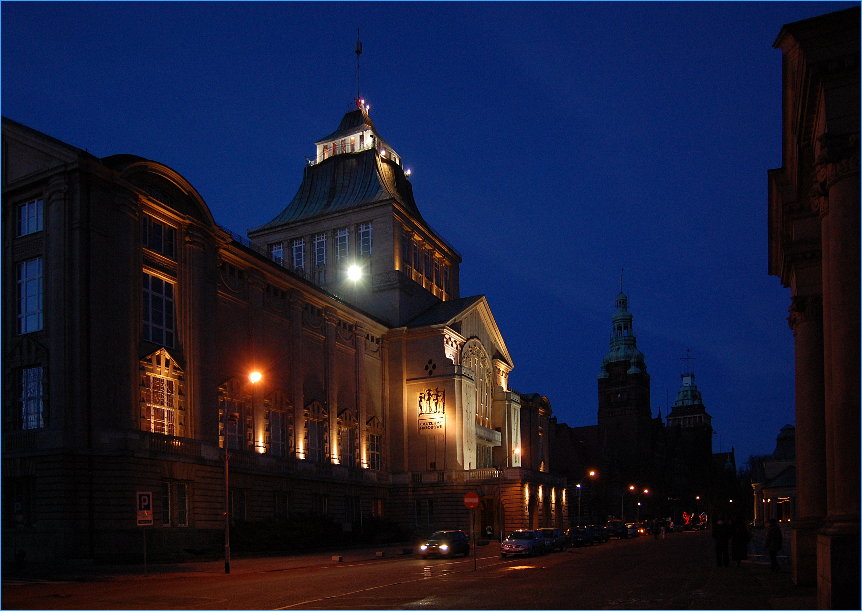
[550,291,727,525]
[2,102,568,565]
[750,425,797,526]
[767,6,859,607]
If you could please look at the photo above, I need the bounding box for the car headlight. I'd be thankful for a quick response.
[439,544,449,552]
[420,544,428,551]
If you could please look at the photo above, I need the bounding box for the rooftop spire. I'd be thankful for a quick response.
[355,31,363,103]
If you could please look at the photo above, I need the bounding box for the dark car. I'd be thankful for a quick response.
[607,520,629,539]
[500,530,545,557]
[539,528,565,552]
[565,526,593,547]
[418,530,470,558]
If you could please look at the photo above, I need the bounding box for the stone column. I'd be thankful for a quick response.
[788,294,826,587]
[815,138,860,610]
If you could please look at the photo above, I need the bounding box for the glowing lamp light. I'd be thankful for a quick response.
[514,447,521,455]
[347,264,362,282]
[249,370,262,384]
[405,168,412,176]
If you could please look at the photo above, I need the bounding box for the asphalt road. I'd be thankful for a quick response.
[2,530,804,609]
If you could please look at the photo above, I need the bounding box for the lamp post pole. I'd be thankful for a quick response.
[577,484,582,524]
[224,410,231,574]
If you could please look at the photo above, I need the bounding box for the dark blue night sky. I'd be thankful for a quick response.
[3,1,856,465]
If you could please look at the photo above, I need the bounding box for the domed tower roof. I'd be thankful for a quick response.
[251,100,423,232]
[666,362,713,430]
[599,291,647,379]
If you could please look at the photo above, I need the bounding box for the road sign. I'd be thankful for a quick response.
[463,491,480,509]
[136,491,153,526]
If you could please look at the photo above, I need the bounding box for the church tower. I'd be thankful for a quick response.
[665,366,714,502]
[597,291,654,487]
[248,99,461,327]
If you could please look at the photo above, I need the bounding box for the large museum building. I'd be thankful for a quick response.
[2,102,570,563]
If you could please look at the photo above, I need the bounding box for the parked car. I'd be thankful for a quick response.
[593,523,610,542]
[565,526,593,547]
[500,530,545,557]
[418,530,470,558]
[625,522,640,537]
[539,528,565,552]
[607,520,629,539]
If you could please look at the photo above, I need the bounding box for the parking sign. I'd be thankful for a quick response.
[136,491,153,526]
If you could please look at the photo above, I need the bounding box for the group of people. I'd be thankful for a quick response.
[712,516,783,571]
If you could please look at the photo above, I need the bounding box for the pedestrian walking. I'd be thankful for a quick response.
[765,518,783,571]
[712,517,731,567]
[730,518,750,567]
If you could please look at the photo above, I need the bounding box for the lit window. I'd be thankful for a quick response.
[142,215,176,259]
[143,273,175,347]
[269,242,284,265]
[350,136,356,152]
[323,144,330,159]
[17,199,43,236]
[17,366,44,430]
[314,233,327,266]
[140,350,183,436]
[335,228,349,261]
[359,223,372,256]
[17,257,43,334]
[333,141,339,155]
[292,238,305,271]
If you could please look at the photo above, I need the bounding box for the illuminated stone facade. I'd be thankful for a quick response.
[2,105,567,564]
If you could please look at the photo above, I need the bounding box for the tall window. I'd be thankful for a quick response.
[160,481,188,526]
[17,257,43,334]
[358,223,372,256]
[314,233,327,266]
[268,410,286,457]
[17,199,43,236]
[463,341,492,429]
[338,409,359,467]
[141,214,176,259]
[304,401,327,463]
[335,228,349,261]
[367,417,383,470]
[140,349,184,436]
[292,238,305,271]
[17,366,44,430]
[269,242,284,266]
[143,273,175,347]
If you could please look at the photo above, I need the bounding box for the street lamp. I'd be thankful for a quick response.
[575,469,598,525]
[224,370,262,574]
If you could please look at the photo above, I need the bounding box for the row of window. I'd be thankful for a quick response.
[268,223,372,272]
[400,229,451,294]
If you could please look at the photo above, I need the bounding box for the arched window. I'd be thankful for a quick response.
[462,340,492,429]
[140,348,185,436]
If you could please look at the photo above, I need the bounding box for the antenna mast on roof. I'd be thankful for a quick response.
[355,30,363,105]
[681,348,695,375]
